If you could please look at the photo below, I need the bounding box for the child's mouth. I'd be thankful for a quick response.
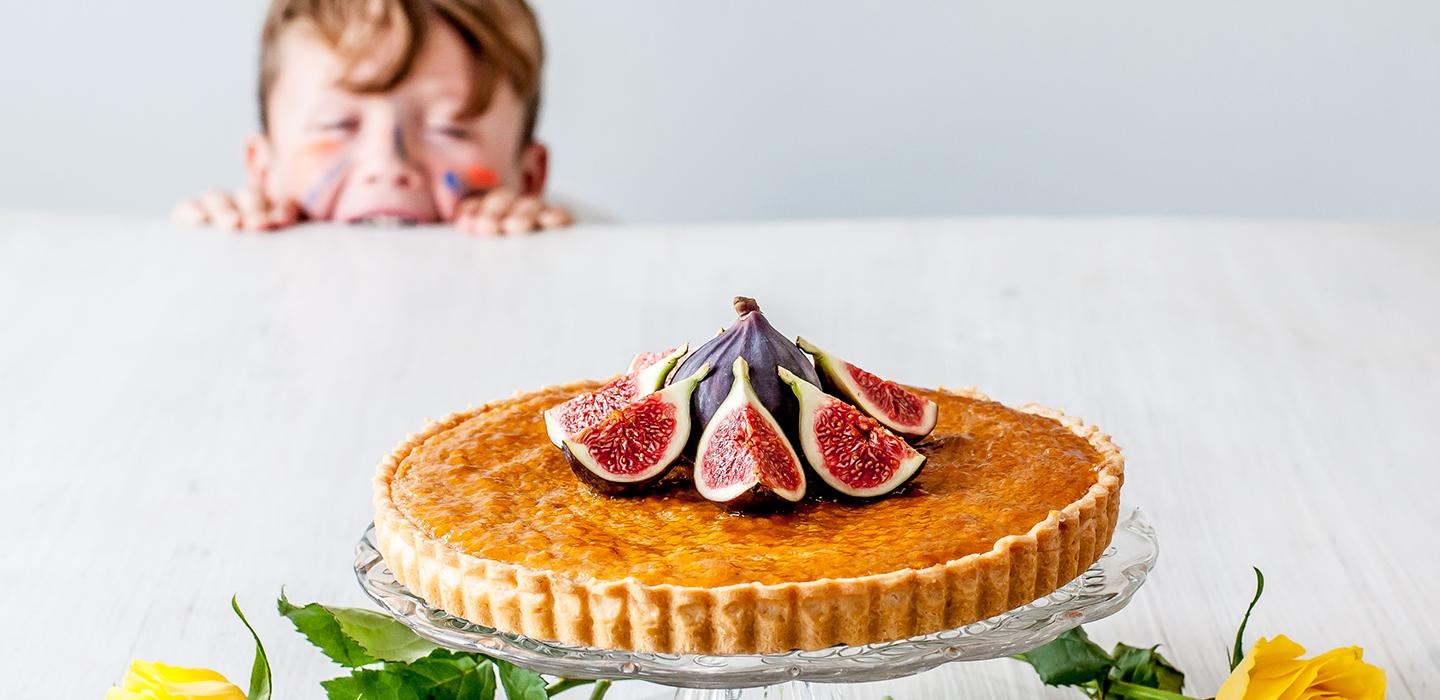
[344,208,431,227]
[349,214,421,227]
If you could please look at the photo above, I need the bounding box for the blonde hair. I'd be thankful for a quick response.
[258,0,544,143]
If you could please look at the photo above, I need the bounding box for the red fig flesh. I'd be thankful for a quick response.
[796,337,938,441]
[544,345,687,448]
[563,364,711,495]
[694,357,806,509]
[625,346,683,375]
[779,367,926,498]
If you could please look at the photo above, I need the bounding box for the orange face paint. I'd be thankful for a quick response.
[443,165,499,197]
[298,138,350,211]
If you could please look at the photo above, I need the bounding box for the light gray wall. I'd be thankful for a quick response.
[2,2,1437,222]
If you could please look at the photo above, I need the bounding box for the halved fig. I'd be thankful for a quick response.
[795,337,938,441]
[625,346,682,374]
[778,367,926,499]
[563,364,711,495]
[544,345,688,448]
[694,357,806,509]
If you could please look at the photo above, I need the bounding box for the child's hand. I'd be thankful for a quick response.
[452,188,573,235]
[171,189,301,232]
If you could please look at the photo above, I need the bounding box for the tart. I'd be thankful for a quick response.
[372,380,1123,654]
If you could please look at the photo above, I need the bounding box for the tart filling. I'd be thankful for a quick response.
[374,381,1123,653]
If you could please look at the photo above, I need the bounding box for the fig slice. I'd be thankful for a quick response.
[779,367,926,499]
[694,357,807,509]
[795,337,938,441]
[625,346,683,375]
[543,344,688,448]
[563,363,712,495]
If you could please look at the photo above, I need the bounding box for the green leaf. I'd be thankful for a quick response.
[322,650,499,700]
[321,675,364,700]
[1110,643,1185,693]
[1230,567,1266,670]
[344,669,422,700]
[329,606,441,663]
[456,659,497,700]
[397,651,475,688]
[395,650,499,699]
[231,596,272,700]
[279,590,379,668]
[494,659,549,700]
[399,651,477,689]
[1012,627,1114,686]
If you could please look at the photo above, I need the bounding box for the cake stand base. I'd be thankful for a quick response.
[355,509,1158,693]
[673,683,839,699]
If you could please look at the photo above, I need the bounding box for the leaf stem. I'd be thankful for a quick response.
[588,679,613,700]
[544,677,593,695]
[1230,567,1266,670]
[230,596,272,700]
[1107,680,1199,700]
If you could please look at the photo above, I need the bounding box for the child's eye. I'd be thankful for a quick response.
[317,117,360,134]
[429,125,473,140]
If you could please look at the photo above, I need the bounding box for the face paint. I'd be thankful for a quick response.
[443,165,500,198]
[393,125,407,161]
[302,156,351,211]
[292,138,351,215]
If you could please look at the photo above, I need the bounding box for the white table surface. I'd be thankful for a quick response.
[2,212,1436,698]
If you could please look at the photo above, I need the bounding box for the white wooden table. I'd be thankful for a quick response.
[2,213,1436,698]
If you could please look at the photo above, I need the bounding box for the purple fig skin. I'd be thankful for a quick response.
[561,443,673,496]
[671,297,820,449]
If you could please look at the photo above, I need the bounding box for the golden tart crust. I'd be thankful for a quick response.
[373,380,1124,654]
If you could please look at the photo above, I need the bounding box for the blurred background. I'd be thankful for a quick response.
[2,0,1437,222]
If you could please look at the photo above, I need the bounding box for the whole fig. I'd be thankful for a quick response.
[672,297,820,444]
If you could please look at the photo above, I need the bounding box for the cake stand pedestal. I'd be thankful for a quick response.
[355,509,1158,699]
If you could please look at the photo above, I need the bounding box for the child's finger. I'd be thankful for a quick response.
[469,213,502,236]
[268,199,300,229]
[453,198,495,235]
[477,188,519,219]
[171,199,208,226]
[234,190,271,231]
[200,190,241,230]
[500,197,543,235]
[537,205,574,230]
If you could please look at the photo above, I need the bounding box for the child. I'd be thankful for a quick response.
[172,0,571,234]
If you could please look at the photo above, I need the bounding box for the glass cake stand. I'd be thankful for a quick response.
[355,509,1158,699]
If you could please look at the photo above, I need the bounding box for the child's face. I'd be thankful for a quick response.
[251,21,539,224]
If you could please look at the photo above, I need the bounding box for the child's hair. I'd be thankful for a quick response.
[258,0,543,143]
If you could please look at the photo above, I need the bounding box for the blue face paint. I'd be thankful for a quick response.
[443,166,499,199]
[302,157,350,211]
[392,125,407,161]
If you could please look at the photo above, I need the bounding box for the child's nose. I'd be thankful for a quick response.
[358,166,419,189]
[353,125,423,189]
[353,148,425,190]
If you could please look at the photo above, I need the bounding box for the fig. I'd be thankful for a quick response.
[778,367,926,499]
[693,357,807,509]
[672,297,819,445]
[563,364,712,495]
[625,346,682,374]
[795,337,938,441]
[544,345,688,448]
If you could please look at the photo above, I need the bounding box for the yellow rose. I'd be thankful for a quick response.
[104,660,247,700]
[1217,634,1385,699]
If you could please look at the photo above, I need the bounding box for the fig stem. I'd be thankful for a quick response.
[733,296,760,315]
